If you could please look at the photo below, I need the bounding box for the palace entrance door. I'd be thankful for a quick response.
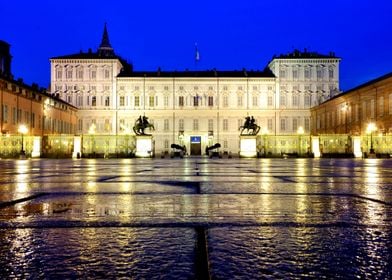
[190,136,201,156]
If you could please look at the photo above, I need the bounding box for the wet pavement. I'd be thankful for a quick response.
[0,158,391,279]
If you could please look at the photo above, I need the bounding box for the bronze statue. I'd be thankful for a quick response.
[239,115,260,135]
[133,115,155,135]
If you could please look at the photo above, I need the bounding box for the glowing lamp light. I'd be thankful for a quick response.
[88,123,96,134]
[18,124,28,135]
[297,126,304,135]
[366,123,376,134]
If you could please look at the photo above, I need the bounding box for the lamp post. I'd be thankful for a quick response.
[261,127,269,157]
[297,126,304,156]
[366,122,376,155]
[18,124,28,157]
[88,123,96,157]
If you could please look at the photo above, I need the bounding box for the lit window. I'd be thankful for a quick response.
[208,96,214,106]
[194,96,199,107]
[149,96,155,107]
[179,96,184,107]
[119,96,125,106]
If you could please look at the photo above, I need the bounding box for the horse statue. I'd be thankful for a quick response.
[133,115,155,135]
[239,116,260,135]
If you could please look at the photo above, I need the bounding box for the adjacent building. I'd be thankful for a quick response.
[310,72,392,156]
[0,40,78,157]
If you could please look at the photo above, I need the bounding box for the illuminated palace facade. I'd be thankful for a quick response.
[50,25,340,156]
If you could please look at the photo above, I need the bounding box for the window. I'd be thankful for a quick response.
[164,139,169,149]
[119,96,125,106]
[67,95,72,104]
[12,107,16,124]
[362,101,366,120]
[92,96,96,106]
[223,119,228,131]
[304,95,311,107]
[179,96,184,107]
[237,95,243,107]
[194,96,199,107]
[252,95,258,107]
[2,105,7,123]
[389,93,392,115]
[66,68,72,79]
[135,96,140,107]
[292,118,298,131]
[77,68,83,79]
[164,119,169,131]
[379,96,384,116]
[279,70,286,78]
[105,96,110,107]
[193,119,199,131]
[149,96,155,107]
[268,95,273,106]
[292,69,298,79]
[280,95,286,106]
[268,119,273,131]
[91,70,96,79]
[208,119,213,131]
[164,95,169,107]
[179,119,184,130]
[280,118,286,131]
[317,68,322,79]
[104,69,110,79]
[370,99,375,119]
[304,68,311,79]
[292,94,299,107]
[164,86,169,91]
[77,95,83,107]
[329,68,334,79]
[208,96,214,107]
[224,140,228,149]
[119,119,125,132]
[56,69,62,79]
[223,95,229,107]
[104,119,111,132]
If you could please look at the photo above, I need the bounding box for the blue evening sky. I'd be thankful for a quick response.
[1,0,391,91]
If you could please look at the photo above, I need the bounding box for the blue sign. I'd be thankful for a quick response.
[190,136,201,143]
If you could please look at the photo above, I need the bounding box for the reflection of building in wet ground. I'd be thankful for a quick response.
[0,159,391,278]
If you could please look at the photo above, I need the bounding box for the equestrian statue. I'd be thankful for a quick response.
[133,115,155,135]
[239,116,260,135]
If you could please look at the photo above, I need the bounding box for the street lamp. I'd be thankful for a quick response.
[297,126,304,156]
[18,124,28,156]
[366,122,377,155]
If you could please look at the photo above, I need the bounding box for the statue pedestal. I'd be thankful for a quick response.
[240,135,257,158]
[135,135,153,158]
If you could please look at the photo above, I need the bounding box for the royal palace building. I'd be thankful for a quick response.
[50,25,340,156]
